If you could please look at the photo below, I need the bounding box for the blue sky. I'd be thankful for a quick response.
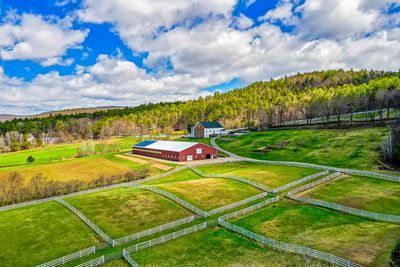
[0,0,399,114]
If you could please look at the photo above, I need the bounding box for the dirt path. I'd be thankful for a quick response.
[115,154,172,171]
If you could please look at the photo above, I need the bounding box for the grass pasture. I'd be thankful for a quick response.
[217,127,390,171]
[65,187,192,238]
[153,177,262,211]
[300,174,400,215]
[233,200,400,266]
[196,161,319,189]
[0,202,100,266]
[0,157,132,183]
[132,227,328,266]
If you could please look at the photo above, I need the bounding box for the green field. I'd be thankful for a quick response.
[233,200,400,266]
[0,202,100,266]
[145,168,203,185]
[133,227,328,266]
[217,127,390,171]
[196,161,319,188]
[65,188,192,238]
[153,177,262,211]
[301,174,400,215]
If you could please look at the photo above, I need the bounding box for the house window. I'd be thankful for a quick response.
[196,148,202,154]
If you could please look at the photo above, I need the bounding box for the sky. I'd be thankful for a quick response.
[0,0,399,115]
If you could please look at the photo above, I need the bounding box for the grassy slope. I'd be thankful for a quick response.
[0,202,100,266]
[0,157,131,183]
[233,200,400,266]
[154,177,262,211]
[196,161,319,188]
[301,174,400,215]
[217,127,389,171]
[133,227,327,266]
[66,188,192,238]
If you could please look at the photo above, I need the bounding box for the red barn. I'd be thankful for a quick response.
[132,140,217,162]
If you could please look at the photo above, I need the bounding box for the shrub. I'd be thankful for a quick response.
[27,156,35,164]
[391,240,400,267]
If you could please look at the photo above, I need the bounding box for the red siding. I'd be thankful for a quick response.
[132,143,217,162]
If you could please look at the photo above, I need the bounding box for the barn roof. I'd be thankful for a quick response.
[199,121,223,128]
[132,140,200,152]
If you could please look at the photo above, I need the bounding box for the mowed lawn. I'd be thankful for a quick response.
[0,202,100,266]
[65,187,192,238]
[153,177,262,211]
[217,127,390,171]
[133,227,328,266]
[196,161,319,188]
[0,157,131,183]
[301,174,400,215]
[233,200,400,266]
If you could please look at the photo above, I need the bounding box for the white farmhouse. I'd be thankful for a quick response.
[191,121,224,138]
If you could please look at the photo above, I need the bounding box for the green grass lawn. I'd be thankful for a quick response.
[153,177,262,211]
[0,202,100,266]
[132,227,328,266]
[102,260,130,267]
[217,127,391,171]
[65,187,192,238]
[233,200,400,266]
[145,168,202,185]
[196,161,319,188]
[301,174,400,215]
[176,137,212,146]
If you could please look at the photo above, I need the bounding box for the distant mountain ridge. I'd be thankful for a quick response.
[0,106,126,122]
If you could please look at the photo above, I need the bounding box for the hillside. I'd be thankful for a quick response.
[0,69,399,140]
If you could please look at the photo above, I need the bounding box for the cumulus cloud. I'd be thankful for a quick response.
[0,13,88,65]
[0,0,399,114]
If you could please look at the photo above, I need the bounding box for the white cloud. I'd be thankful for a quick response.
[0,13,88,65]
[0,0,399,114]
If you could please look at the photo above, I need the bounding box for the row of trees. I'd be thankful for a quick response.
[0,69,399,149]
[0,168,149,205]
[381,126,400,166]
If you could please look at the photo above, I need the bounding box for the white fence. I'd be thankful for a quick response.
[292,196,400,223]
[219,196,280,221]
[137,185,207,216]
[274,170,329,193]
[75,255,105,267]
[55,199,115,246]
[36,246,96,267]
[124,222,208,254]
[286,172,342,197]
[122,250,139,267]
[206,192,269,216]
[189,166,272,192]
[211,137,400,183]
[114,215,196,246]
[219,220,362,267]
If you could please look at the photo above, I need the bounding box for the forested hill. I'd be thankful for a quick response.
[1,69,400,146]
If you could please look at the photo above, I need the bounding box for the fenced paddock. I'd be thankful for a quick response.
[55,198,115,246]
[287,172,342,197]
[75,255,105,267]
[36,246,96,267]
[124,222,208,254]
[137,185,207,216]
[114,215,196,246]
[189,166,272,192]
[274,170,329,192]
[218,219,362,267]
[123,250,139,267]
[291,196,400,223]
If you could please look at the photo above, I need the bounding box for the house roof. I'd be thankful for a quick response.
[199,121,223,129]
[133,140,199,152]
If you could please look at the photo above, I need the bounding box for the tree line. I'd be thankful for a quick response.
[1,69,399,152]
[0,168,149,206]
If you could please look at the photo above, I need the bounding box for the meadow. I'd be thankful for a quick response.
[196,161,319,188]
[132,227,328,266]
[0,202,100,266]
[301,174,400,215]
[233,200,400,266]
[153,177,262,211]
[65,187,192,238]
[216,127,390,171]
